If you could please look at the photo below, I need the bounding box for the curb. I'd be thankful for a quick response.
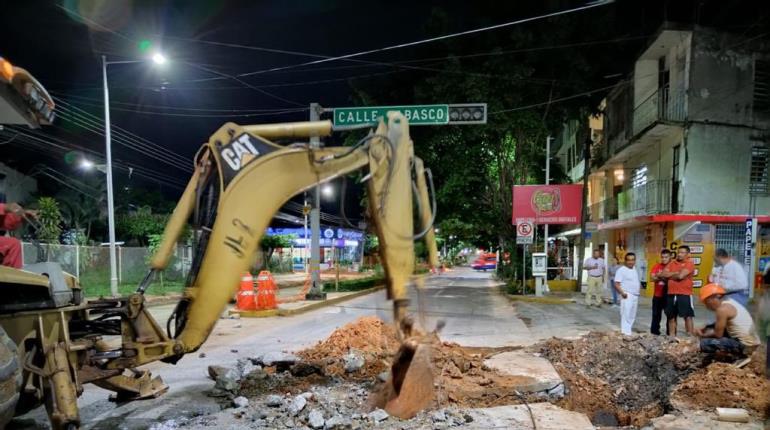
[277,285,385,316]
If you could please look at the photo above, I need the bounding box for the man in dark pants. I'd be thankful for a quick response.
[650,249,672,335]
[696,283,760,357]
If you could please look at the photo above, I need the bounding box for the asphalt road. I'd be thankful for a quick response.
[10,267,707,429]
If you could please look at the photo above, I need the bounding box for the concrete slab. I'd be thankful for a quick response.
[650,411,764,430]
[484,351,564,395]
[466,403,594,430]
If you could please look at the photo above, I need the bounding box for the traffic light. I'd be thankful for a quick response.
[448,103,487,124]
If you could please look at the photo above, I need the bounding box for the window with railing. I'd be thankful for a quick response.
[750,145,769,196]
[631,165,648,188]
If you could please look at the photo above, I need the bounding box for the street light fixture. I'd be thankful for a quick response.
[101,52,167,297]
[151,52,167,65]
[321,184,333,197]
[80,159,94,170]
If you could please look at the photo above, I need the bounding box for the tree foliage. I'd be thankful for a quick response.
[116,206,169,246]
[259,234,295,268]
[36,197,63,244]
[345,5,622,257]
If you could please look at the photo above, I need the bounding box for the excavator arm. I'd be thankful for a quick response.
[144,112,436,355]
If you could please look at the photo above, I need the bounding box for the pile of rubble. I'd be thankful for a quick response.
[534,332,770,427]
[534,331,703,427]
[671,359,770,416]
[196,317,535,429]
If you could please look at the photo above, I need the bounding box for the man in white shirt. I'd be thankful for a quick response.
[614,252,641,335]
[714,249,749,307]
[584,248,606,307]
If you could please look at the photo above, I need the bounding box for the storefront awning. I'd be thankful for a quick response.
[598,214,770,231]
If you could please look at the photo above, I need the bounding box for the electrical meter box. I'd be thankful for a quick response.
[531,252,547,277]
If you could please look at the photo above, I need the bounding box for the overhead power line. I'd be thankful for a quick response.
[187,0,615,82]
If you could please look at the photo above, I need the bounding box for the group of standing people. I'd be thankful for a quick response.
[584,246,760,357]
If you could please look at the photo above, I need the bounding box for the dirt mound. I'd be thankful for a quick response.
[294,317,527,408]
[297,316,400,379]
[299,317,400,360]
[671,362,770,417]
[534,332,702,427]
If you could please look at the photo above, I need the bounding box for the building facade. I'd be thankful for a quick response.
[587,23,770,296]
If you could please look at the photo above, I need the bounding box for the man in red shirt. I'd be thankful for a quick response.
[0,201,26,269]
[661,245,696,336]
[650,249,672,335]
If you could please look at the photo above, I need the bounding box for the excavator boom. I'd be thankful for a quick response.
[147,113,435,356]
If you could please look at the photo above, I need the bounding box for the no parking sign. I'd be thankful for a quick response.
[516,219,534,245]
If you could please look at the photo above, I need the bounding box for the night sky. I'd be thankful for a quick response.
[1,0,767,219]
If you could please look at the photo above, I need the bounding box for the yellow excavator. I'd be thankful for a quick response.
[0,112,439,429]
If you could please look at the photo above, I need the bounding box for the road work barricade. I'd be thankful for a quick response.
[255,270,278,310]
[235,272,256,311]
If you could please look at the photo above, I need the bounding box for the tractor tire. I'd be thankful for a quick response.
[0,326,21,429]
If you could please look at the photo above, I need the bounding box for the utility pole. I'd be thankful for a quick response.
[306,103,326,300]
[544,136,551,255]
[102,55,119,297]
[576,137,591,293]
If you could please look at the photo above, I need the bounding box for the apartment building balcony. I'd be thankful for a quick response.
[602,85,686,167]
[617,180,672,220]
[589,180,672,226]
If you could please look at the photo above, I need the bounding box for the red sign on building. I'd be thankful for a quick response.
[512,184,583,225]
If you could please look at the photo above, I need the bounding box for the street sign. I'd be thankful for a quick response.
[516,220,534,245]
[333,104,449,127]
[744,218,753,269]
[585,222,598,232]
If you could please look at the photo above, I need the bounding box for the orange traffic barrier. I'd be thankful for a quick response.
[277,274,313,304]
[235,272,256,311]
[256,270,278,310]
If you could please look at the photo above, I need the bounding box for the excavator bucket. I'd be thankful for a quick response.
[384,339,435,418]
[373,318,437,419]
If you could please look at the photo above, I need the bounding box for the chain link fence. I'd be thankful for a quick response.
[21,242,192,296]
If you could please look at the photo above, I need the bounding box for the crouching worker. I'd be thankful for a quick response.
[696,283,761,357]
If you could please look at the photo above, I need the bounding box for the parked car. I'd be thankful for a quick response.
[471,253,497,271]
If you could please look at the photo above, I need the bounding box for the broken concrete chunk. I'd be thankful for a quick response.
[716,407,750,423]
[212,367,241,392]
[376,371,389,382]
[265,394,284,407]
[232,396,249,408]
[289,395,307,416]
[343,350,365,373]
[324,414,350,429]
[301,392,314,400]
[256,351,299,367]
[207,365,228,381]
[368,408,389,422]
[307,409,325,429]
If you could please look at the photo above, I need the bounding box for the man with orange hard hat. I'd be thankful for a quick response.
[695,283,760,356]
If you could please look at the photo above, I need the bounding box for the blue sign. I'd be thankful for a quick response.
[266,227,364,240]
[324,228,335,239]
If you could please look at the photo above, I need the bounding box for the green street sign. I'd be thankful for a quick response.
[333,105,449,127]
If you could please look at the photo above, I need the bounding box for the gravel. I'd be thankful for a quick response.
[343,350,365,373]
[368,408,389,423]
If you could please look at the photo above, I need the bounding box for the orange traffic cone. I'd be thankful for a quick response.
[256,270,277,310]
[236,272,256,311]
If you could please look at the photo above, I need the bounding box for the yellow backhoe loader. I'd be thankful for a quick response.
[0,112,439,429]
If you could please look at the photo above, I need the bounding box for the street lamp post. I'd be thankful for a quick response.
[101,53,166,297]
[101,55,119,297]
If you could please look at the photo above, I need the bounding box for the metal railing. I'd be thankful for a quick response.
[605,85,686,159]
[617,180,672,220]
[588,197,618,223]
[632,86,686,136]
